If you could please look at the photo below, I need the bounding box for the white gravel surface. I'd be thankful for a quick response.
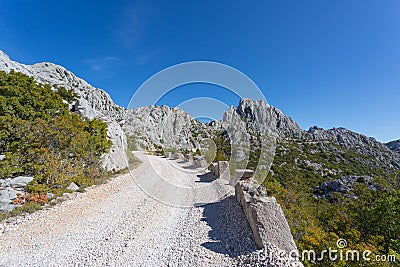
[0,152,267,266]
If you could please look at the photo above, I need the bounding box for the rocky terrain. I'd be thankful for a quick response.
[387,139,400,155]
[123,105,211,151]
[314,175,380,202]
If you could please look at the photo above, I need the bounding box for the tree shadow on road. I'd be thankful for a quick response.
[197,195,258,257]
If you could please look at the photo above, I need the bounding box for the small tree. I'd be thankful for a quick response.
[356,192,400,253]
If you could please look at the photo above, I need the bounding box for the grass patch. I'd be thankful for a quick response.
[0,202,42,222]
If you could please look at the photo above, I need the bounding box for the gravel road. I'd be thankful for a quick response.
[0,152,262,266]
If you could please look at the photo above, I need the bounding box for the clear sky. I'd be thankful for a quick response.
[0,0,399,142]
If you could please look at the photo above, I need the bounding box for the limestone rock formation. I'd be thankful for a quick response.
[123,105,210,151]
[225,98,400,173]
[0,176,34,212]
[0,50,128,172]
[217,99,278,178]
[314,175,380,202]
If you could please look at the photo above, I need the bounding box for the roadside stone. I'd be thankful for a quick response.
[229,169,254,186]
[184,154,193,163]
[208,163,217,175]
[66,182,79,191]
[173,153,185,160]
[217,161,230,181]
[235,178,298,254]
[195,159,208,168]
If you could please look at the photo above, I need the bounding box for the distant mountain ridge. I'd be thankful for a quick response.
[1,50,399,172]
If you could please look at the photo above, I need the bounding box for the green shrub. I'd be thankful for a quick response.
[0,70,111,193]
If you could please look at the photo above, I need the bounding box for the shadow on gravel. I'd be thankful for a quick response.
[196,173,218,183]
[198,195,258,257]
[181,165,198,170]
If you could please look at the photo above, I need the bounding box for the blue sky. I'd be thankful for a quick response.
[0,0,399,142]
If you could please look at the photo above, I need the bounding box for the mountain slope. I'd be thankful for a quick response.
[386,139,400,155]
[222,99,400,264]
[124,105,211,151]
[0,50,127,171]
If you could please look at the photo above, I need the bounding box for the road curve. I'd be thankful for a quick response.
[0,152,260,266]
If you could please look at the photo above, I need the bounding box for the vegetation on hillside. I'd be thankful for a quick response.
[265,141,400,266]
[0,70,112,195]
[213,132,400,266]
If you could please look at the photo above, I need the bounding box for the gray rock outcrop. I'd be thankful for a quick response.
[314,175,380,202]
[0,50,128,172]
[218,161,230,181]
[9,176,34,189]
[220,98,400,175]
[235,176,299,255]
[123,105,210,151]
[0,176,34,212]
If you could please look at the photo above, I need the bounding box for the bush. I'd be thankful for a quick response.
[0,70,111,193]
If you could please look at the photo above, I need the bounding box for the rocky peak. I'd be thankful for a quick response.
[233,98,303,139]
[223,98,400,170]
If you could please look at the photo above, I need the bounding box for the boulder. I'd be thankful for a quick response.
[184,154,193,162]
[165,152,172,158]
[217,161,230,180]
[235,178,298,254]
[208,162,217,175]
[0,179,10,188]
[229,169,254,186]
[66,182,79,191]
[173,153,184,160]
[9,176,34,188]
[195,159,208,168]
